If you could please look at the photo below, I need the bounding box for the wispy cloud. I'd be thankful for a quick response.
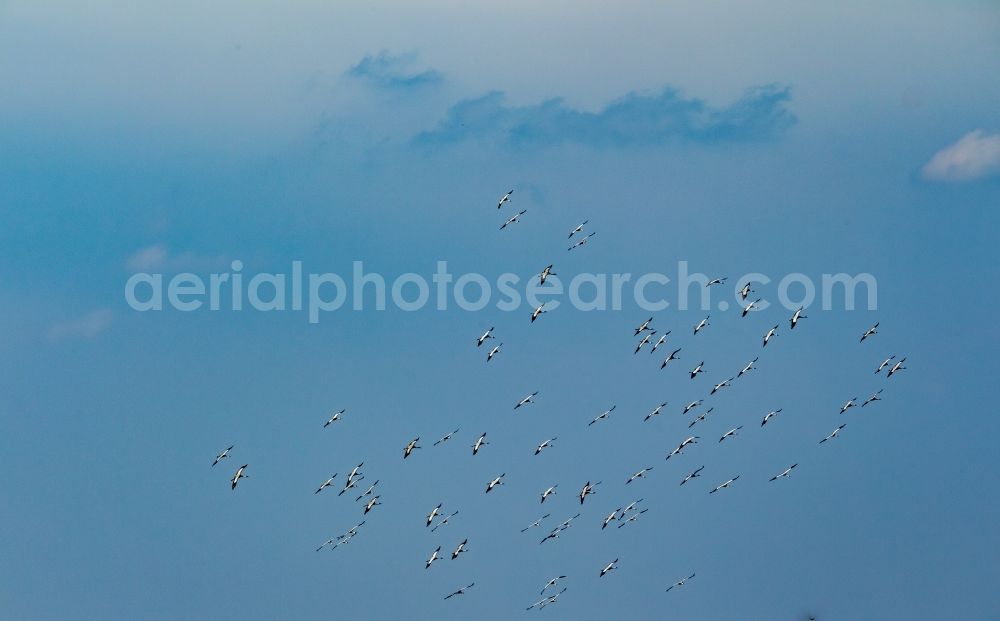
[348,51,443,90]
[415,84,796,147]
[47,309,113,342]
[125,244,228,272]
[922,129,1000,182]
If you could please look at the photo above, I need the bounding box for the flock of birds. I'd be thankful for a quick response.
[210,188,907,616]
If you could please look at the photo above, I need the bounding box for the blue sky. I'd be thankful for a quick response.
[1,1,999,619]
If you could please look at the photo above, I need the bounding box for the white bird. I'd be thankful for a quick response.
[665,573,696,592]
[313,474,337,494]
[688,407,714,429]
[682,400,703,415]
[718,426,743,443]
[634,331,656,354]
[568,220,589,238]
[839,397,858,414]
[738,357,759,378]
[431,511,459,532]
[666,436,699,460]
[644,403,668,422]
[599,559,618,577]
[521,514,551,533]
[541,576,567,594]
[530,303,547,323]
[742,298,761,317]
[434,429,459,446]
[212,445,233,467]
[426,503,443,527]
[540,484,558,503]
[693,315,710,335]
[770,463,798,481]
[862,389,884,407]
[363,495,381,514]
[761,408,783,427]
[425,546,442,569]
[338,469,364,496]
[875,355,895,374]
[497,189,513,209]
[602,508,621,530]
[790,306,807,329]
[230,464,248,490]
[324,409,345,428]
[315,537,337,552]
[486,342,503,362]
[539,264,556,285]
[579,481,601,505]
[649,331,670,353]
[660,347,682,369]
[476,326,495,347]
[634,317,654,336]
[403,437,421,458]
[444,583,475,600]
[707,276,727,287]
[763,324,779,347]
[515,392,539,410]
[588,405,616,426]
[820,424,847,444]
[690,361,705,379]
[567,231,596,251]
[709,475,740,494]
[535,437,557,455]
[500,209,527,230]
[626,467,654,484]
[355,480,379,502]
[451,538,468,560]
[486,473,505,493]
[887,357,907,378]
[472,432,489,455]
[739,282,754,300]
[617,508,648,528]
[860,321,879,343]
[711,377,734,395]
[680,465,704,486]
[347,462,364,482]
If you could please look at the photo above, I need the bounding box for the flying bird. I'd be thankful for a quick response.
[588,405,616,426]
[230,464,248,490]
[530,303,547,323]
[541,576,567,594]
[363,495,381,514]
[434,429,460,446]
[763,325,779,347]
[568,220,589,238]
[770,464,798,481]
[739,282,754,300]
[634,331,656,354]
[711,377,734,395]
[444,583,475,600]
[568,231,596,251]
[887,357,907,378]
[599,559,618,577]
[476,327,495,347]
[742,298,761,317]
[862,389,884,407]
[426,503,443,527]
[682,400,703,415]
[617,508,649,528]
[688,407,714,429]
[486,473,506,493]
[839,397,858,415]
[860,322,879,343]
[579,481,601,505]
[667,436,699,460]
[707,277,727,286]
[660,348,682,369]
[472,432,488,456]
[212,445,233,467]
[790,306,807,329]
[875,355,895,374]
[820,424,847,444]
[431,511,459,532]
[693,315,710,335]
[539,265,556,285]
[486,342,503,362]
[496,189,513,209]
[425,546,442,569]
[761,408,783,427]
[540,484,558,503]
[521,514,551,533]
[451,538,468,560]
[626,467,654,484]
[665,573,696,593]
[535,437,557,455]
[690,361,705,379]
[718,426,743,443]
[738,357,759,378]
[500,209,527,230]
[644,403,668,422]
[649,332,670,353]
[514,392,539,410]
[680,466,704,486]
[602,508,621,530]
[324,409,345,428]
[403,437,421,458]
[355,480,379,502]
[634,317,654,336]
[709,475,740,494]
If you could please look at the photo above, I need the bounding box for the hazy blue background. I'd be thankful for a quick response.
[2,1,999,619]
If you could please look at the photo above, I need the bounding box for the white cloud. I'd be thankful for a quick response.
[47,309,113,342]
[922,129,1000,182]
[125,244,228,272]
